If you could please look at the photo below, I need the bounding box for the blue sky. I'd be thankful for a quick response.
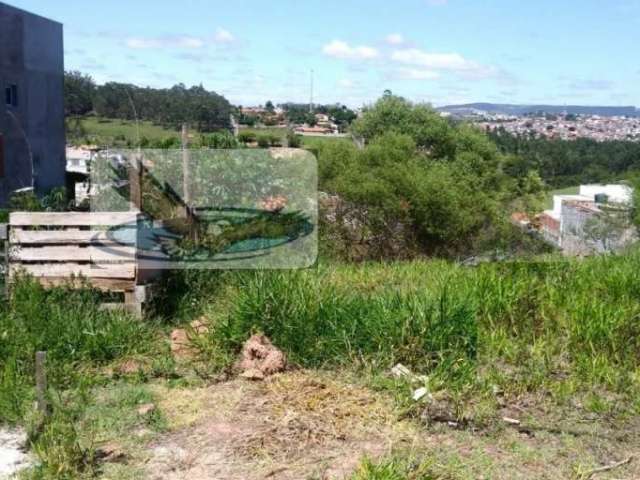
[8,0,640,107]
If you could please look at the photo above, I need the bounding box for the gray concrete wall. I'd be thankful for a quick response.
[0,2,64,205]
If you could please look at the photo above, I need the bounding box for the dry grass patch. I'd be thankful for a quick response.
[143,370,421,480]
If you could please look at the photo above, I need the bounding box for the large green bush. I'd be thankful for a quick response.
[318,95,545,257]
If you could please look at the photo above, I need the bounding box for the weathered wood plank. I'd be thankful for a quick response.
[10,212,139,227]
[10,229,136,245]
[10,263,136,279]
[10,245,136,262]
[16,277,137,291]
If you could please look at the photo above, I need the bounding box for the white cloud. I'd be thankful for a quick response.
[125,28,235,50]
[214,28,235,44]
[126,38,162,49]
[126,35,204,49]
[338,78,355,88]
[391,48,497,79]
[396,68,440,80]
[392,49,469,70]
[385,33,405,45]
[322,40,378,60]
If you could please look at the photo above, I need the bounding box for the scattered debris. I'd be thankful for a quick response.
[137,403,156,416]
[236,334,286,379]
[96,442,127,463]
[170,328,194,360]
[502,416,521,425]
[390,363,428,384]
[413,387,428,401]
[582,456,633,479]
[391,363,412,378]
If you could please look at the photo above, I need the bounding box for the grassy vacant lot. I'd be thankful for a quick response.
[70,117,350,149]
[543,186,580,210]
[68,116,180,146]
[2,249,639,479]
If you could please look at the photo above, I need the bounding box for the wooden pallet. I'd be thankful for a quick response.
[5,211,151,316]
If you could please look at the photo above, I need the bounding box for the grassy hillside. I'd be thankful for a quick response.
[3,250,638,478]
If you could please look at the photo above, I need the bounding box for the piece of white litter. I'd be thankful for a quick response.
[502,417,521,425]
[412,387,428,401]
[391,363,412,378]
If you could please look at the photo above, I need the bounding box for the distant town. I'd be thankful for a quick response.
[439,104,640,142]
[476,113,640,142]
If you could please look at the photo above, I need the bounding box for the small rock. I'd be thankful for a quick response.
[190,318,209,335]
[391,363,412,378]
[96,442,127,463]
[137,403,156,416]
[170,328,194,360]
[236,334,286,378]
[240,368,265,381]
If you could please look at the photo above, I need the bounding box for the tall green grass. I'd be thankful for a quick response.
[203,250,640,401]
[0,278,158,424]
[216,270,476,379]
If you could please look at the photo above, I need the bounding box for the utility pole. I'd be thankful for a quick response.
[309,69,314,113]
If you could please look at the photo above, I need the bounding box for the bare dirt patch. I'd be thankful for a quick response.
[0,428,30,478]
[144,371,419,480]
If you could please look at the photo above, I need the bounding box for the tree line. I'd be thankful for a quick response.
[277,102,357,129]
[64,71,232,132]
[489,127,640,188]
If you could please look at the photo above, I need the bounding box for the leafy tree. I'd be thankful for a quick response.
[630,175,640,230]
[265,100,275,113]
[64,71,96,116]
[66,72,234,132]
[351,95,457,158]
[319,94,545,256]
[490,129,640,188]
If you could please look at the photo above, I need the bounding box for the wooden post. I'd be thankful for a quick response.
[182,124,191,207]
[129,155,142,211]
[35,351,48,416]
[1,223,8,298]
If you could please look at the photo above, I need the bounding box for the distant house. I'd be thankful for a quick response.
[0,2,65,205]
[538,184,636,254]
